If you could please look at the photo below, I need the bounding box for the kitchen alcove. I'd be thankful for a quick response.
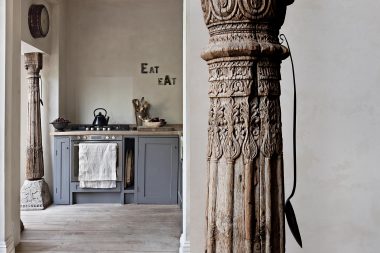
[53,134,180,205]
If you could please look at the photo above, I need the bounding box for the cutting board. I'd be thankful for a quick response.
[137,126,175,131]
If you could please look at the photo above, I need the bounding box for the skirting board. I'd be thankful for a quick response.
[0,236,15,253]
[179,233,190,253]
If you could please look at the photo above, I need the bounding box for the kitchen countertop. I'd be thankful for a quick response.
[50,125,182,137]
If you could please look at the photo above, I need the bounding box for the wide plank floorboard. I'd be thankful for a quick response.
[17,204,181,253]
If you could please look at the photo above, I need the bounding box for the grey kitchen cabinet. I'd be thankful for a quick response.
[54,137,71,204]
[137,137,179,204]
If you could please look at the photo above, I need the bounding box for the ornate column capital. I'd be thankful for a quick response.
[201,0,294,61]
[24,52,43,76]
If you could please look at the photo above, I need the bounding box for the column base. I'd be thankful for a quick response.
[20,179,51,210]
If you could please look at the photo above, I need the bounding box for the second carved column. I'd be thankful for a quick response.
[20,52,51,210]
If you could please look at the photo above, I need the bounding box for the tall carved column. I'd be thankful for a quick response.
[20,52,51,210]
[201,1,293,252]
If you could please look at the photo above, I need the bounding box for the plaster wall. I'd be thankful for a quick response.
[179,1,190,251]
[63,0,183,125]
[185,0,208,251]
[187,1,380,252]
[0,0,7,246]
[20,0,65,196]
[280,1,380,252]
[0,0,21,251]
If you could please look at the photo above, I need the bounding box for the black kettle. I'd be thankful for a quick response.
[93,108,109,127]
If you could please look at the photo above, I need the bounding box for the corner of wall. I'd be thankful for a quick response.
[0,236,15,253]
[179,233,190,253]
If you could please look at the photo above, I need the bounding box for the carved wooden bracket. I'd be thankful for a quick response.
[201,1,294,252]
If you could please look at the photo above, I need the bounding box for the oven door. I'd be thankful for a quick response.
[71,139,123,184]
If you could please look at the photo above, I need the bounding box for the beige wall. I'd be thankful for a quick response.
[185,0,208,251]
[63,0,183,124]
[281,1,380,252]
[20,0,64,196]
[0,0,21,250]
[187,1,380,253]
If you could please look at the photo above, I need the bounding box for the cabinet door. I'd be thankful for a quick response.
[54,137,70,204]
[137,137,179,204]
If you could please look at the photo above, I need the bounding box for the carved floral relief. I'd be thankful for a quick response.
[202,0,293,252]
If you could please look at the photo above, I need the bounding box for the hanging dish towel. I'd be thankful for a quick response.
[79,143,117,188]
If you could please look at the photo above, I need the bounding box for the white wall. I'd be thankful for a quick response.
[20,0,64,196]
[281,1,380,252]
[186,0,208,251]
[63,0,183,124]
[187,1,380,253]
[0,0,6,247]
[0,0,21,251]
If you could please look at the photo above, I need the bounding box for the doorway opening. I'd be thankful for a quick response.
[16,0,185,252]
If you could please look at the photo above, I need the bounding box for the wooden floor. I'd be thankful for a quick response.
[17,204,182,253]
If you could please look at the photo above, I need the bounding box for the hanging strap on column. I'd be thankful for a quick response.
[38,75,44,106]
[279,33,303,248]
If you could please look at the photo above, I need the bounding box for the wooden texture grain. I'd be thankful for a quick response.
[24,52,44,180]
[244,161,253,253]
[201,0,294,252]
[17,204,181,252]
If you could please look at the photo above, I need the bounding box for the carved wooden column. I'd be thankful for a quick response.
[201,0,293,252]
[20,52,51,210]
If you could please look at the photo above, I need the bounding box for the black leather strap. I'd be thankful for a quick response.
[279,34,297,202]
[280,34,303,248]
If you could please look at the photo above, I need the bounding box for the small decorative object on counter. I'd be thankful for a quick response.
[142,117,166,128]
[132,97,150,126]
[50,117,70,131]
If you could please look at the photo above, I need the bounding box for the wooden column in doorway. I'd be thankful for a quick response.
[20,52,51,210]
[25,53,44,180]
[201,0,294,252]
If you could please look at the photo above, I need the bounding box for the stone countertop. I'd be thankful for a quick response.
[50,125,183,137]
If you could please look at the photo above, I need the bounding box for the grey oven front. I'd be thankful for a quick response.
[71,135,123,184]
